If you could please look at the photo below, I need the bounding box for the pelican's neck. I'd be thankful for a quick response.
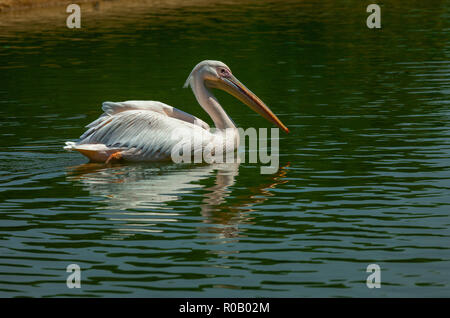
[191,76,236,130]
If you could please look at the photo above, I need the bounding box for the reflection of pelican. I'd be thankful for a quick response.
[67,162,240,210]
[64,60,288,163]
[66,161,289,239]
[67,162,240,239]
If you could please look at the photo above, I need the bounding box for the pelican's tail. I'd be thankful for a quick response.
[64,141,77,151]
[64,141,123,162]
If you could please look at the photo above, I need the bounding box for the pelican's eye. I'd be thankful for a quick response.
[218,67,231,78]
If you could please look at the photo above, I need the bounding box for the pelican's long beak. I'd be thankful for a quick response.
[208,74,289,133]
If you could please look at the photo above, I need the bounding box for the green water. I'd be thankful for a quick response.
[0,0,449,297]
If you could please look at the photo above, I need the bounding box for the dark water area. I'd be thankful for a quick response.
[0,0,449,297]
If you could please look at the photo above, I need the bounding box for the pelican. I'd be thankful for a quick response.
[64,60,289,164]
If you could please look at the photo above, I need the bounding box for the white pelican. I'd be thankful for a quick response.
[64,60,289,164]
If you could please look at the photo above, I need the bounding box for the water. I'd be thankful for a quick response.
[0,0,449,297]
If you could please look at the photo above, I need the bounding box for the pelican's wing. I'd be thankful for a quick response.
[68,101,213,161]
[101,101,210,130]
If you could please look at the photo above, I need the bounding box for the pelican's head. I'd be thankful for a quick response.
[184,60,289,133]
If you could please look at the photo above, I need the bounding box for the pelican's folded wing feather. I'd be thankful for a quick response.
[76,102,212,161]
[101,101,210,130]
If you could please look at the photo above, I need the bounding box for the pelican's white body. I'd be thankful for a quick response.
[64,100,239,162]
